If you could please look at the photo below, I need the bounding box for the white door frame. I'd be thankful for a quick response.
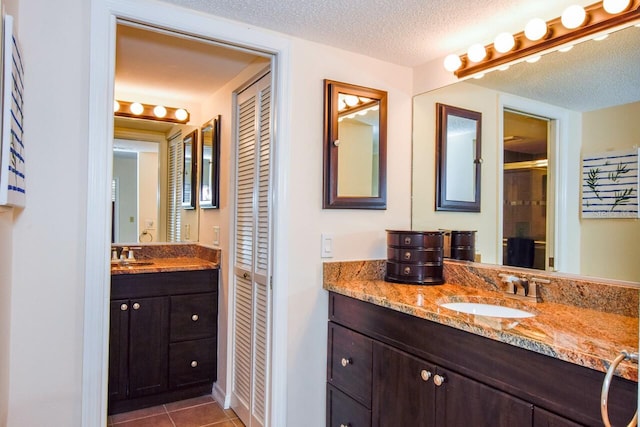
[498,93,580,275]
[84,1,291,425]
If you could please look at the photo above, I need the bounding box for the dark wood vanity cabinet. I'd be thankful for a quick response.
[109,269,218,414]
[327,292,637,427]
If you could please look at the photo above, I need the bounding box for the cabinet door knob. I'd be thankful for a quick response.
[420,369,432,382]
[243,272,250,280]
[434,374,446,386]
[192,314,199,321]
[132,302,140,310]
[120,303,128,311]
[191,360,198,368]
[340,357,352,367]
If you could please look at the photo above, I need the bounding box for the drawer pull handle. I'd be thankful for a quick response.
[132,302,140,310]
[340,357,352,367]
[403,266,411,275]
[403,251,411,260]
[420,370,432,382]
[192,314,199,321]
[434,374,446,386]
[120,303,128,311]
[191,360,198,368]
[404,237,411,245]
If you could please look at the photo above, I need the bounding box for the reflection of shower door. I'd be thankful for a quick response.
[503,110,551,271]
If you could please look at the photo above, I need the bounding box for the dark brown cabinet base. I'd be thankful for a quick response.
[327,292,637,427]
[109,269,218,414]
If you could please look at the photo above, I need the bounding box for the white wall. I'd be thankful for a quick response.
[138,151,158,242]
[6,0,89,425]
[285,38,412,425]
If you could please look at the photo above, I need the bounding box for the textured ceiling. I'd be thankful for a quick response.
[160,0,595,67]
[115,0,639,116]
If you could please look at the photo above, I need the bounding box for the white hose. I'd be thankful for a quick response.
[601,350,638,427]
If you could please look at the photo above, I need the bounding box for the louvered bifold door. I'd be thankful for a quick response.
[232,72,272,427]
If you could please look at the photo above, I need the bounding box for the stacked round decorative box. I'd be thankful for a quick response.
[385,230,444,285]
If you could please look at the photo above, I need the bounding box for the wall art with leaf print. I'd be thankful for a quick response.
[581,148,639,219]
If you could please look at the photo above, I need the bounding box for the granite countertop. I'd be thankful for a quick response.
[324,278,638,382]
[110,257,218,275]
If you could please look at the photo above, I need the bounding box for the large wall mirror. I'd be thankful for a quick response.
[113,118,200,243]
[200,116,221,209]
[323,79,387,209]
[412,24,640,283]
[436,103,481,212]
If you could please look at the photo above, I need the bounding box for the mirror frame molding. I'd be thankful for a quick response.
[323,79,388,209]
[199,115,221,209]
[435,103,482,212]
[182,129,198,209]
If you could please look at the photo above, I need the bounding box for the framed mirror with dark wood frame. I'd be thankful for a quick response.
[200,115,221,209]
[435,103,482,212]
[182,130,198,209]
[323,79,387,209]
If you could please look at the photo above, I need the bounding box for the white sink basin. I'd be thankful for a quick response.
[439,302,535,319]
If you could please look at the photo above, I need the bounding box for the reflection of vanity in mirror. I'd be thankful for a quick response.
[323,80,387,209]
[413,24,640,283]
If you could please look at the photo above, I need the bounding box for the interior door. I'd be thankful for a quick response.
[231,71,273,427]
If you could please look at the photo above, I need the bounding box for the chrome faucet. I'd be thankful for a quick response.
[498,273,547,302]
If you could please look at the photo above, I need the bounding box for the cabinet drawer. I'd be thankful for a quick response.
[327,384,371,427]
[170,293,217,342]
[327,323,372,408]
[387,247,443,264]
[169,338,217,389]
[387,230,443,248]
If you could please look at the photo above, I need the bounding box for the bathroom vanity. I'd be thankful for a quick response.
[324,260,638,427]
[108,245,219,414]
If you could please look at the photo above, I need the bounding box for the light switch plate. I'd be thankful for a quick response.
[213,226,220,246]
[321,233,334,258]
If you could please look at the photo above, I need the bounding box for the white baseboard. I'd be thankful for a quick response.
[212,382,230,408]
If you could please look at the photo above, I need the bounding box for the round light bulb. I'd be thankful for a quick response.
[494,32,515,53]
[467,44,486,63]
[343,95,359,107]
[175,108,188,121]
[153,105,167,118]
[443,54,462,72]
[525,18,547,41]
[561,5,586,29]
[130,102,144,115]
[603,0,630,14]
[114,100,120,112]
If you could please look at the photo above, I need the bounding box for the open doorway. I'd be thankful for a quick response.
[502,109,551,270]
[111,20,274,426]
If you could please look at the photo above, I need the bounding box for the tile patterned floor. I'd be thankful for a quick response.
[108,395,245,427]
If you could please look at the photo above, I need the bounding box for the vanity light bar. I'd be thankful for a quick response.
[445,0,640,79]
[114,100,190,124]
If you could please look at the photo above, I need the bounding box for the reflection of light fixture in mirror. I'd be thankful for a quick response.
[130,102,144,115]
[114,100,190,124]
[443,1,640,79]
[343,95,359,107]
[561,5,587,29]
[153,105,167,118]
[558,44,574,52]
[526,55,542,63]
